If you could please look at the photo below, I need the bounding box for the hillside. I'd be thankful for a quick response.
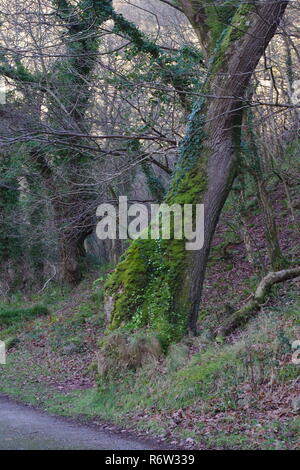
[1,180,299,450]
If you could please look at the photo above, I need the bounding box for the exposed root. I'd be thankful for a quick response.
[218,266,300,336]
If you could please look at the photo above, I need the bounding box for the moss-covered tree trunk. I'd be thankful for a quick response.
[105,0,288,341]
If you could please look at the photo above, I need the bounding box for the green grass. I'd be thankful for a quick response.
[0,305,49,327]
[0,290,299,449]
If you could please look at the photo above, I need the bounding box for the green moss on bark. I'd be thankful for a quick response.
[104,1,255,344]
[210,2,254,75]
[204,0,237,50]
[105,99,208,345]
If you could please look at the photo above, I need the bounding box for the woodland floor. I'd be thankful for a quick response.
[0,181,299,450]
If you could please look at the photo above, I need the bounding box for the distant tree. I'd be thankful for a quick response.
[0,0,203,287]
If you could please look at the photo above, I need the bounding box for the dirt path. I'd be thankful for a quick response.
[0,396,158,450]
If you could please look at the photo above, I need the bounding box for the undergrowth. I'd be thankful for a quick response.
[1,291,299,449]
[0,304,49,327]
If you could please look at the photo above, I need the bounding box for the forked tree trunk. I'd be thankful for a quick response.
[105,0,288,339]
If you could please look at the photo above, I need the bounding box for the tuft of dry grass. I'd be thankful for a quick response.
[97,330,163,377]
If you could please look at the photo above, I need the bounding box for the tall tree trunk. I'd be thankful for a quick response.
[53,189,94,285]
[57,231,88,286]
[105,0,288,340]
[0,171,22,296]
[255,176,286,270]
[245,107,286,271]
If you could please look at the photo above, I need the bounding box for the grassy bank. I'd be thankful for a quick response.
[0,283,299,449]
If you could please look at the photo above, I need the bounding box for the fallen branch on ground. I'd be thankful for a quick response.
[218,266,300,336]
